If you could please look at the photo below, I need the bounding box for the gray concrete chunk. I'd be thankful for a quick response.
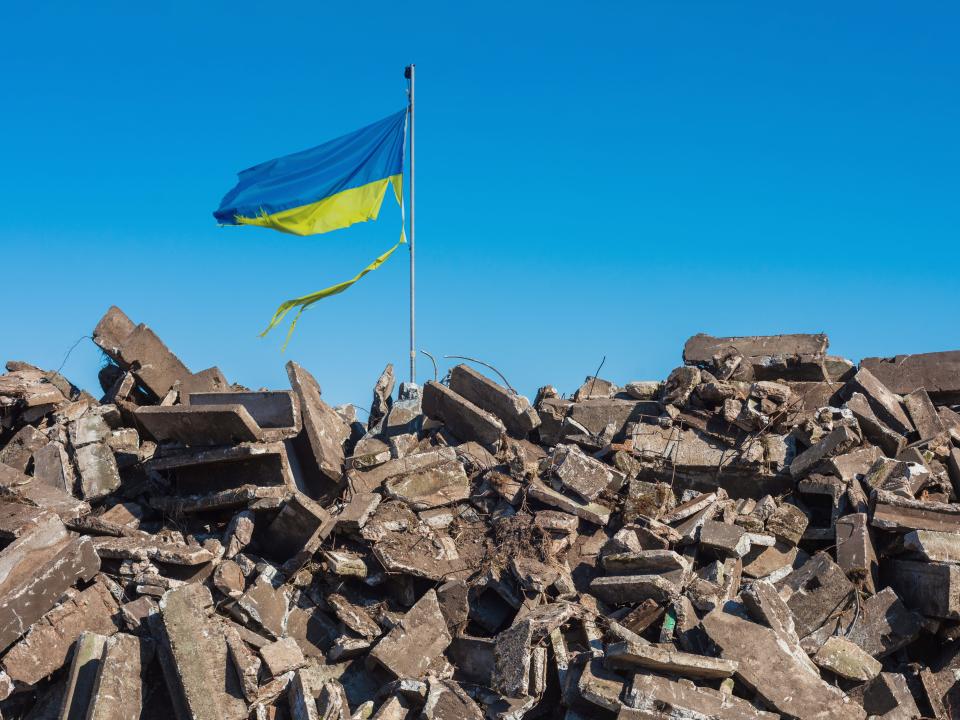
[422,381,505,451]
[448,364,540,438]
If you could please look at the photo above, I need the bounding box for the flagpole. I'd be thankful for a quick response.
[405,64,416,384]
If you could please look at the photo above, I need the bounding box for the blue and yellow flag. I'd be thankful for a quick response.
[214,110,407,346]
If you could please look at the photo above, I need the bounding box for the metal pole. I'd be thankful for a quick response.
[405,64,416,384]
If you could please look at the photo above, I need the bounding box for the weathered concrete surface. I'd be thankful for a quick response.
[86,633,153,720]
[2,581,118,685]
[776,552,854,637]
[836,513,878,592]
[286,361,350,501]
[604,640,737,678]
[683,332,829,380]
[701,608,866,720]
[155,584,247,720]
[448,364,540,438]
[0,516,99,652]
[188,390,301,440]
[383,459,470,510]
[422,381,505,451]
[368,590,451,679]
[551,444,616,502]
[59,631,107,720]
[860,349,960,403]
[623,671,778,719]
[135,404,263,445]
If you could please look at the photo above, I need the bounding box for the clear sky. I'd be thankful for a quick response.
[3,2,958,409]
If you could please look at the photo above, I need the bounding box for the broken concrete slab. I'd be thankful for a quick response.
[383,459,470,510]
[604,639,737,678]
[1,581,119,685]
[448,364,540,438]
[904,387,945,441]
[92,306,193,400]
[701,607,866,720]
[155,583,247,720]
[551,444,616,502]
[146,441,295,494]
[58,631,108,720]
[422,381,505,451]
[590,575,680,605]
[528,480,611,526]
[836,513,878,592]
[0,425,48,472]
[871,490,960,533]
[74,443,122,501]
[0,516,100,652]
[188,390,301,440]
[368,590,451,679]
[623,673,777,718]
[135,404,264,446]
[813,635,882,681]
[886,559,960,619]
[861,349,960,404]
[775,551,854,638]
[86,633,153,720]
[286,361,349,501]
[683,333,830,380]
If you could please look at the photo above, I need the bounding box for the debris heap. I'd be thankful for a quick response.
[1,309,960,719]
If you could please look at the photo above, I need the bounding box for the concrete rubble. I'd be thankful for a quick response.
[2,316,960,718]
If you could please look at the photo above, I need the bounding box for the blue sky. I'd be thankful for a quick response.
[3,2,958,409]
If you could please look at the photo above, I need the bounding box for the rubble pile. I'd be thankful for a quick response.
[2,310,960,719]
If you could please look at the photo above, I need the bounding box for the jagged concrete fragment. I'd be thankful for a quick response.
[862,672,921,719]
[235,574,289,638]
[845,392,906,457]
[683,333,829,380]
[264,492,333,565]
[699,520,750,557]
[91,535,215,565]
[843,588,923,658]
[0,424,48,472]
[871,490,960,533]
[188,390,301,440]
[551,444,615,502]
[147,441,295,493]
[334,492,380,531]
[623,671,778,719]
[287,669,319,720]
[886,559,960,619]
[383,460,469,510]
[846,367,913,435]
[903,529,960,563]
[861,349,960,404]
[590,575,680,605]
[448,364,540,438]
[368,590,451,679]
[74,443,121,500]
[904,387,945,440]
[422,678,483,719]
[528,480,611,526]
[0,516,99,652]
[286,361,349,500]
[765,502,809,545]
[58,631,107,720]
[86,633,153,720]
[422,381,505,451]
[836,513,878,592]
[222,510,255,558]
[814,636,881,681]
[327,594,380,639]
[135,404,263,445]
[604,640,737,678]
[32,440,74,492]
[223,622,261,700]
[701,608,866,720]
[92,306,193,399]
[790,424,859,478]
[2,581,119,685]
[776,552,854,638]
[155,584,247,720]
[260,637,306,676]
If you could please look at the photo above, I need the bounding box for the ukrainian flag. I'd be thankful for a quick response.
[214,110,407,345]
